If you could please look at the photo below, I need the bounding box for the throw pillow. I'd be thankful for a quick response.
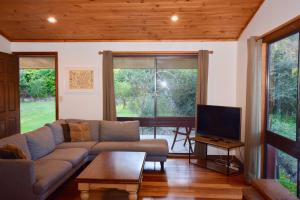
[61,123,71,142]
[0,144,27,159]
[69,122,92,142]
[66,119,100,141]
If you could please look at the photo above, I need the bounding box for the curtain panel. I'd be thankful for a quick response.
[244,37,262,182]
[102,51,117,121]
[196,50,209,105]
[194,50,209,156]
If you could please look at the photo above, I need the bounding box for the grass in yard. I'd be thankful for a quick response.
[21,99,55,133]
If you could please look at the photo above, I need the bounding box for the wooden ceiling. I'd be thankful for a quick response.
[0,0,264,42]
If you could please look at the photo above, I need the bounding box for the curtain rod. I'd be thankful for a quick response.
[98,51,213,55]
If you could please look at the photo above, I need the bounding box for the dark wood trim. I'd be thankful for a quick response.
[265,131,300,160]
[266,144,276,179]
[261,16,300,43]
[117,117,195,127]
[13,52,59,120]
[260,42,267,177]
[9,38,237,43]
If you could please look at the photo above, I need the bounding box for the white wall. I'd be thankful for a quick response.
[237,0,300,141]
[11,41,238,120]
[0,35,11,53]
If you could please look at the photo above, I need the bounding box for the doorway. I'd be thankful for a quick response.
[16,52,58,133]
[113,54,197,153]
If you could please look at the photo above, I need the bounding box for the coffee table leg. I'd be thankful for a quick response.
[78,183,90,200]
[80,190,89,200]
[128,191,137,200]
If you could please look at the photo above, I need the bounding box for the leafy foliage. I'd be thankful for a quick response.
[20,69,55,99]
[114,68,197,117]
[268,33,299,128]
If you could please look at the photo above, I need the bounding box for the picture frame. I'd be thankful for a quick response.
[64,67,95,93]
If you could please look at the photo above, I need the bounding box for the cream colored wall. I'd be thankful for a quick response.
[0,35,11,53]
[11,41,238,120]
[236,0,300,141]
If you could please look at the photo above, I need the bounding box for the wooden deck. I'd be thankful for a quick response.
[48,158,247,200]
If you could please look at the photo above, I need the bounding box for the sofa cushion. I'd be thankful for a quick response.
[40,148,88,166]
[69,122,92,142]
[45,119,66,145]
[56,141,97,151]
[0,134,31,160]
[99,120,140,142]
[66,119,100,141]
[34,159,72,194]
[25,126,56,160]
[91,139,168,157]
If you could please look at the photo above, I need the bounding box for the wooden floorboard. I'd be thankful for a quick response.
[48,158,247,200]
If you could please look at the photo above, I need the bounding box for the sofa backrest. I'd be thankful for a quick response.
[99,120,140,142]
[45,119,66,145]
[0,134,32,160]
[65,119,100,141]
[25,126,55,160]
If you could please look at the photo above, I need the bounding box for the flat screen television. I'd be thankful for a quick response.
[197,105,241,140]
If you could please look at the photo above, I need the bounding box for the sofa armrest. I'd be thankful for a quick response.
[0,159,36,199]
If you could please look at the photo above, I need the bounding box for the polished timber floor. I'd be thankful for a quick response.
[48,158,246,200]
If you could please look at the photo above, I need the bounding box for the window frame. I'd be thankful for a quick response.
[13,51,59,120]
[263,18,300,196]
[113,52,197,140]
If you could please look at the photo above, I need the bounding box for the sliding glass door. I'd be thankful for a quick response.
[113,55,197,153]
[19,55,57,133]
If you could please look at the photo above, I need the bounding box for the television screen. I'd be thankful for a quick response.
[197,105,241,140]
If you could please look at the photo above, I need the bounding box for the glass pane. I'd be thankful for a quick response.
[140,127,154,139]
[156,127,195,153]
[267,33,299,140]
[20,69,56,133]
[268,146,298,195]
[114,69,155,117]
[156,69,197,117]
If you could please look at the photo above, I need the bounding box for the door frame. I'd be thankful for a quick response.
[113,53,197,154]
[13,52,59,120]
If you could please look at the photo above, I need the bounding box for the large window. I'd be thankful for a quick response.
[113,55,197,153]
[264,22,300,197]
[267,33,299,141]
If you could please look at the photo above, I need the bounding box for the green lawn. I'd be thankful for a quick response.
[20,99,55,133]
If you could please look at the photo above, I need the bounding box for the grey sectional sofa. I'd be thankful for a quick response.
[0,119,169,200]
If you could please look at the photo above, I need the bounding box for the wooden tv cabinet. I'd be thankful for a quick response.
[189,134,244,175]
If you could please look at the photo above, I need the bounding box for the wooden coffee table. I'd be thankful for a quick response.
[76,151,146,200]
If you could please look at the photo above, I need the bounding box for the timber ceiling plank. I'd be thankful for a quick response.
[0,0,264,41]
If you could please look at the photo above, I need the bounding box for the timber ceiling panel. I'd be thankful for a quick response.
[0,0,264,41]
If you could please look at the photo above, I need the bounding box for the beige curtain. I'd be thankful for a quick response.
[102,51,117,121]
[194,50,209,155]
[196,50,209,105]
[244,37,262,182]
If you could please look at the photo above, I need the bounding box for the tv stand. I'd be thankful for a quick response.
[189,134,244,175]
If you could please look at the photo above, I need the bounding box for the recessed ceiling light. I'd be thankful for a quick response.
[47,17,57,24]
[171,15,178,22]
